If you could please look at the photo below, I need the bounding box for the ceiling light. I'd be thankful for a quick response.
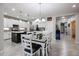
[12,8,16,11]
[4,12,7,15]
[72,5,76,8]
[4,18,6,20]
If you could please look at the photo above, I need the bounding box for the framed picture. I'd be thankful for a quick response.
[47,17,52,21]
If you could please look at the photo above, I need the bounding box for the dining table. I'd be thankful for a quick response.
[21,33,47,56]
[32,37,47,56]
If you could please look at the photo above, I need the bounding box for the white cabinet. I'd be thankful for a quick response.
[4,18,28,40]
[4,18,13,28]
[4,18,27,28]
[19,21,27,28]
[4,32,11,40]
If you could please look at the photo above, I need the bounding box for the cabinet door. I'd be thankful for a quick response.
[12,33,17,42]
[4,32,11,40]
[4,32,8,39]
[8,32,11,39]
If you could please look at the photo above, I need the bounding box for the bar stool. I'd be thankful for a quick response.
[21,34,41,56]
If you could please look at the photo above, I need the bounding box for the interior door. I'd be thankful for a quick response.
[71,20,76,39]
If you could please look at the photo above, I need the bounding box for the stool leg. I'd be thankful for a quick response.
[38,49,41,56]
[46,47,48,56]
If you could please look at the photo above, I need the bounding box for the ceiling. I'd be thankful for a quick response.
[0,3,79,20]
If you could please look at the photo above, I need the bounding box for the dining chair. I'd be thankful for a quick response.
[21,34,41,56]
[37,35,48,56]
[43,32,52,56]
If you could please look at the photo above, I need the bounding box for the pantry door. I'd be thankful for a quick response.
[71,20,76,39]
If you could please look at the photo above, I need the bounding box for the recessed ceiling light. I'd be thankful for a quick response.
[72,4,76,8]
[4,12,7,15]
[12,8,16,11]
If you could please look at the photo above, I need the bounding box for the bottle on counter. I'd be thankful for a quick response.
[36,25,39,31]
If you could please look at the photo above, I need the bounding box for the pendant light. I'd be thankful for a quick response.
[35,3,42,23]
[39,3,45,22]
[34,3,45,23]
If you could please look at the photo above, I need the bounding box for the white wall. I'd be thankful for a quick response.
[0,13,4,51]
[47,17,56,39]
[32,17,56,40]
[76,13,79,44]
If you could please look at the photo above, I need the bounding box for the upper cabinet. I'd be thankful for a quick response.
[4,18,27,28]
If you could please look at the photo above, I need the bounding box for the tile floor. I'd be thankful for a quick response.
[51,34,79,56]
[0,34,79,56]
[0,40,23,56]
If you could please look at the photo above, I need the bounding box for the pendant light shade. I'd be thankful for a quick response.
[42,18,45,22]
[35,18,41,23]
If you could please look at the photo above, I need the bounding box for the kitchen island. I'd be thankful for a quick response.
[11,31,26,43]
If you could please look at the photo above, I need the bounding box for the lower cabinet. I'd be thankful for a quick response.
[4,32,11,40]
[12,33,22,43]
[11,32,26,43]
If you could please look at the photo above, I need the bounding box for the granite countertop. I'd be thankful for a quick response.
[11,31,25,33]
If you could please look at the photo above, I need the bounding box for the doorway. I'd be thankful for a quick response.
[55,15,76,41]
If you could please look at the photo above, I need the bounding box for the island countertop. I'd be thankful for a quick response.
[11,31,25,33]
